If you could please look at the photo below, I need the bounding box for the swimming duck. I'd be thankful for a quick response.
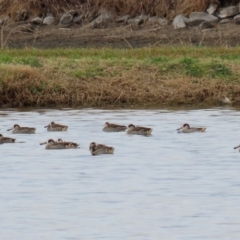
[57,138,79,148]
[177,123,206,133]
[45,122,68,131]
[40,139,73,149]
[0,134,16,143]
[126,124,152,136]
[233,145,240,152]
[103,122,127,132]
[7,124,36,134]
[89,142,114,155]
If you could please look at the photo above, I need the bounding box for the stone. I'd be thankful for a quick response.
[43,16,55,25]
[98,8,114,20]
[68,10,77,16]
[219,18,231,24]
[73,14,84,24]
[20,23,36,33]
[30,17,43,25]
[148,16,158,23]
[172,14,188,29]
[127,17,144,25]
[207,3,218,15]
[158,18,169,26]
[234,14,240,24]
[116,14,130,23]
[187,12,218,26]
[199,21,215,30]
[59,13,73,26]
[89,8,114,27]
[218,6,239,18]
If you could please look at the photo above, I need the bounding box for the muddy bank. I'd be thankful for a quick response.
[2,21,240,49]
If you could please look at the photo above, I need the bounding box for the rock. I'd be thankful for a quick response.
[98,8,114,20]
[187,12,218,26]
[127,15,148,25]
[207,3,218,15]
[73,14,84,24]
[59,13,73,26]
[234,14,240,24]
[148,16,158,23]
[158,18,169,26]
[199,21,215,30]
[20,23,36,33]
[30,17,43,25]
[68,10,77,16]
[43,16,55,25]
[173,14,188,29]
[219,18,231,24]
[89,8,114,27]
[91,15,104,26]
[218,6,239,18]
[116,14,130,23]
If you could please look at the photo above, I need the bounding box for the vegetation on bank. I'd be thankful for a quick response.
[0,47,240,108]
[0,0,238,21]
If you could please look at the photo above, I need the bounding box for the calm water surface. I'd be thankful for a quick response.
[1,108,240,240]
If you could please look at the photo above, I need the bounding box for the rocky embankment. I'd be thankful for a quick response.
[1,3,240,31]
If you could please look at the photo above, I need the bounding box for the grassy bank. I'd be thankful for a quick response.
[0,46,240,108]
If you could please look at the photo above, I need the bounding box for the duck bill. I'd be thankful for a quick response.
[234,145,240,149]
[40,141,47,145]
[177,127,182,131]
[7,127,13,131]
[44,125,49,128]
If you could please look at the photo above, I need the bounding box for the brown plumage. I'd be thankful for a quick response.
[103,122,127,132]
[89,142,114,155]
[177,123,206,133]
[7,124,36,134]
[57,138,79,148]
[44,122,68,131]
[126,124,152,136]
[0,134,16,143]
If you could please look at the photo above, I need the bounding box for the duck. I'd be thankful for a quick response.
[126,124,152,136]
[44,122,68,131]
[103,122,127,132]
[0,134,16,143]
[57,138,79,148]
[233,145,240,152]
[89,142,114,155]
[40,139,73,149]
[221,96,232,104]
[7,124,36,134]
[177,123,206,133]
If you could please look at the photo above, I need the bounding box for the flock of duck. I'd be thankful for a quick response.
[1,121,240,154]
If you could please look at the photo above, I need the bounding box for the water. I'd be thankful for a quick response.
[1,108,240,240]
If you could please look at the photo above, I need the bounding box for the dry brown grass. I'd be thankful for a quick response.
[0,66,238,108]
[0,0,238,21]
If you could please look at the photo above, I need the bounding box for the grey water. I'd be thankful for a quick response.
[1,108,240,240]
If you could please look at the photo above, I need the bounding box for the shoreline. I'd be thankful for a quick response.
[0,47,239,108]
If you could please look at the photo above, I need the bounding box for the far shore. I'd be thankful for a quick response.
[0,47,239,108]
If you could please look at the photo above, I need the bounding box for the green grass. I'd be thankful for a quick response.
[0,46,239,80]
